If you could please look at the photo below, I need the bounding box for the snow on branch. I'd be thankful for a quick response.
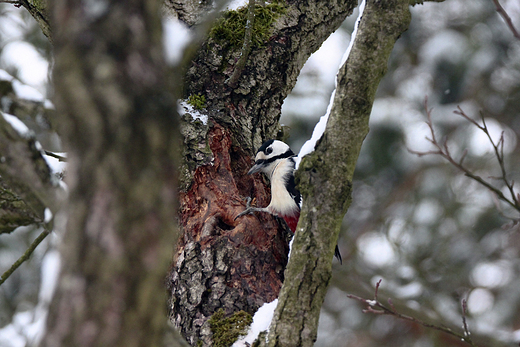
[296,0,366,169]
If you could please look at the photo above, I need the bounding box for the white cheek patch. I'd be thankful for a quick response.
[255,152,267,161]
[269,141,289,156]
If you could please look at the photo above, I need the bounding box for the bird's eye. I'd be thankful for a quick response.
[266,147,273,155]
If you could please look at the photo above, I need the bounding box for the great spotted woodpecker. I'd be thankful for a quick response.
[236,139,342,263]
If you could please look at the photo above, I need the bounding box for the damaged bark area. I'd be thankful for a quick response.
[167,1,358,345]
[169,124,290,345]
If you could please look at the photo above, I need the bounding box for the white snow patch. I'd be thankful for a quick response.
[0,7,25,41]
[0,250,61,347]
[44,208,53,223]
[296,0,366,168]
[0,69,14,81]
[2,112,30,136]
[1,41,49,93]
[12,79,46,102]
[42,152,67,177]
[339,0,365,67]
[44,99,55,110]
[296,111,329,169]
[0,69,53,105]
[232,299,278,347]
[287,237,295,262]
[163,17,192,66]
[178,100,208,125]
[39,250,61,305]
[226,0,248,10]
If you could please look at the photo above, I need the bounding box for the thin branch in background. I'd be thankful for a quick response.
[492,0,520,40]
[346,280,480,347]
[0,228,50,287]
[0,0,21,4]
[408,98,520,216]
[461,299,472,340]
[454,108,519,208]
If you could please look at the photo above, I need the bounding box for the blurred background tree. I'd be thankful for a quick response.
[0,0,519,346]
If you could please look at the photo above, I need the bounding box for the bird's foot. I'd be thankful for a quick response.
[234,197,268,220]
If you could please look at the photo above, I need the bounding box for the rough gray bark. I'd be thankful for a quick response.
[0,114,61,233]
[264,1,412,346]
[167,0,359,344]
[164,0,214,26]
[40,0,185,345]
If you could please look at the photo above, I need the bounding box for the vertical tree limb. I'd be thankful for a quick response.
[265,1,412,346]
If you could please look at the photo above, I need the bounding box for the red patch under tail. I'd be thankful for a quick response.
[283,211,300,233]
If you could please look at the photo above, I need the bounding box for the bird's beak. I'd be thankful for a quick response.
[247,163,263,175]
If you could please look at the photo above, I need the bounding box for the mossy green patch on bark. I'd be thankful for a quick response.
[210,1,286,49]
[30,0,47,12]
[209,309,253,347]
[187,94,207,110]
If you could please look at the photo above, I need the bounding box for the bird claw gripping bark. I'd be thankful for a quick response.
[234,197,268,220]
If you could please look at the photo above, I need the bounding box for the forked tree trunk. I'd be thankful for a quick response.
[167,0,358,344]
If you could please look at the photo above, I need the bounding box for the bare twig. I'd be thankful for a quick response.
[491,0,520,40]
[454,108,519,207]
[408,98,520,215]
[461,299,473,342]
[346,280,479,347]
[0,228,50,287]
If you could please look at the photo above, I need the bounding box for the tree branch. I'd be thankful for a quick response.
[491,0,520,40]
[266,1,412,346]
[0,228,50,287]
[346,280,480,347]
[0,114,62,226]
[408,99,520,216]
[0,179,44,234]
[5,0,52,42]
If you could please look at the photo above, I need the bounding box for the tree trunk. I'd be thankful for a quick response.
[266,1,412,346]
[167,0,358,344]
[40,0,184,345]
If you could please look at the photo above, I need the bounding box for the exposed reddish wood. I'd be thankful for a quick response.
[170,123,290,344]
[178,124,284,249]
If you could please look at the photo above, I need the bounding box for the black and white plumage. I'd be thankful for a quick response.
[236,139,342,263]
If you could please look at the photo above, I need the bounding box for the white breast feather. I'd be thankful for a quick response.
[267,158,299,215]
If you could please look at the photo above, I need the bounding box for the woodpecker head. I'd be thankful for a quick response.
[248,140,295,179]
